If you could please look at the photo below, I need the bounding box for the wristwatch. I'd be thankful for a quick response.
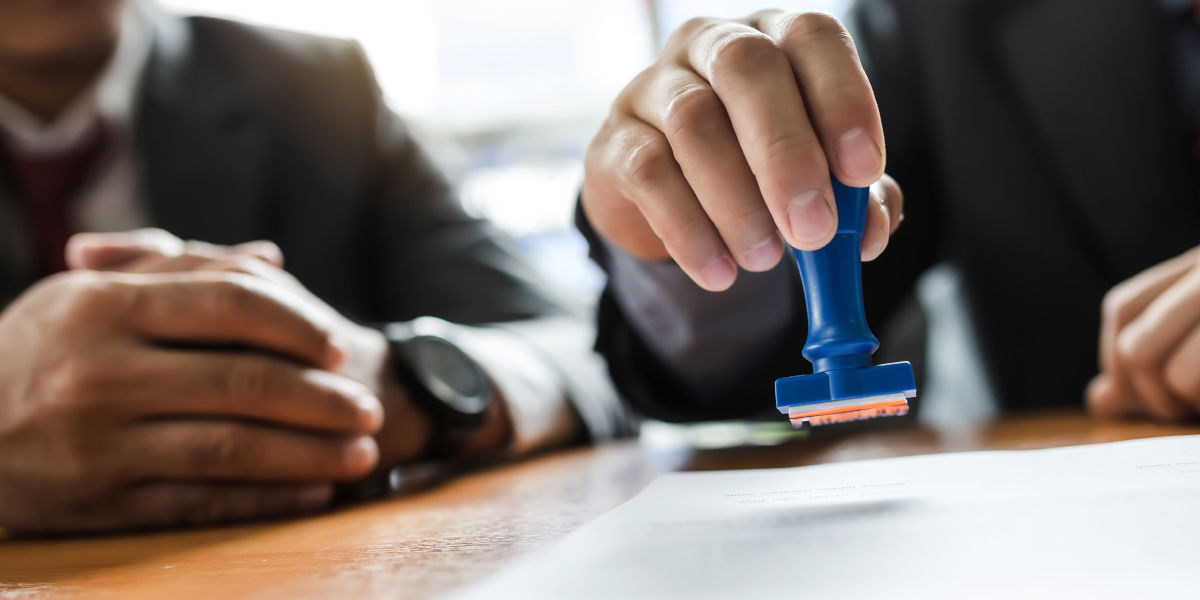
[388,331,493,460]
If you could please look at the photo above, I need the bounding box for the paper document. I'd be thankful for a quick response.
[457,435,1200,599]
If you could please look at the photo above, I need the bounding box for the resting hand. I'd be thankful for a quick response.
[0,267,383,534]
[68,230,439,475]
[582,11,903,291]
[1088,246,1200,421]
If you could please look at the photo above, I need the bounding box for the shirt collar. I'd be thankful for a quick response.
[0,0,154,157]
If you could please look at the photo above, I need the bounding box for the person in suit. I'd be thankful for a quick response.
[580,2,1200,422]
[0,0,627,534]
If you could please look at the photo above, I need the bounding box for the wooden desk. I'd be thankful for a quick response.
[2,409,1197,599]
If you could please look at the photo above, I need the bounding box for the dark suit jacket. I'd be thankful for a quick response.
[0,10,628,439]
[585,0,1200,421]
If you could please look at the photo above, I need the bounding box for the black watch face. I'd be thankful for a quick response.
[410,336,490,416]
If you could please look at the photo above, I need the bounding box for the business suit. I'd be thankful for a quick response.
[0,10,628,441]
[585,0,1199,420]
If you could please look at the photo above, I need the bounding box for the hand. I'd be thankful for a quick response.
[582,11,904,291]
[0,269,383,534]
[1087,246,1200,421]
[68,230,442,473]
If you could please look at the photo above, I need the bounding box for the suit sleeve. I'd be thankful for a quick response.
[851,0,943,335]
[580,0,943,423]
[341,43,634,448]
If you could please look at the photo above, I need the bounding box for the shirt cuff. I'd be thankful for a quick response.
[395,316,582,455]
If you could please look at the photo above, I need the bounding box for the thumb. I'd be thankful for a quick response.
[65,228,185,270]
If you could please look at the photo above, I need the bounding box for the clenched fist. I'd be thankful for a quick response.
[583,11,903,291]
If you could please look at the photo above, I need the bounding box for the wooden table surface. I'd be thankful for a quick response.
[2,409,1197,599]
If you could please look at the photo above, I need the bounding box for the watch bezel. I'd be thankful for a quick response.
[389,332,494,461]
[404,335,491,418]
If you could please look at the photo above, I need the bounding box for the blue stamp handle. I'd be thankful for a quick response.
[794,178,878,373]
[775,176,916,412]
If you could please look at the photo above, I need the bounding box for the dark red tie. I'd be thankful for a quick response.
[0,126,109,276]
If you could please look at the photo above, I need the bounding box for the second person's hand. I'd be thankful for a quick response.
[582,10,903,291]
[1088,245,1200,421]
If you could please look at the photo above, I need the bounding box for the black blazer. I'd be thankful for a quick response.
[0,10,629,439]
[584,0,1200,421]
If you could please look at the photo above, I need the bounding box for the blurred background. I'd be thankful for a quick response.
[160,0,847,309]
[158,0,992,432]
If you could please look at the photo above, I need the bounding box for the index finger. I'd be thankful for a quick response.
[117,272,344,369]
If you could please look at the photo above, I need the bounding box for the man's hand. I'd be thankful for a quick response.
[1088,246,1200,421]
[582,11,903,291]
[0,268,383,534]
[67,230,443,476]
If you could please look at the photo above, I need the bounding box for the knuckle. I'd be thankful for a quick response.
[138,228,183,253]
[669,17,716,47]
[209,256,262,278]
[708,30,780,78]
[724,200,772,231]
[661,84,723,139]
[59,274,119,320]
[1114,331,1153,368]
[45,359,100,406]
[1101,285,1133,326]
[182,239,219,259]
[227,356,275,404]
[621,136,675,192]
[654,208,712,248]
[782,12,849,45]
[194,426,243,472]
[228,256,262,273]
[203,276,254,315]
[763,131,824,163]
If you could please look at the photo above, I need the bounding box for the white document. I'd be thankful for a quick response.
[457,435,1200,599]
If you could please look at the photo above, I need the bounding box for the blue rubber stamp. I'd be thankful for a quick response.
[775,177,916,427]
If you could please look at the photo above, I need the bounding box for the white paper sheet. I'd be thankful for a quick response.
[456,435,1200,599]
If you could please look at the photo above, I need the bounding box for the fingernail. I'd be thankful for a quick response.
[298,485,334,508]
[787,191,836,247]
[741,234,783,272]
[699,255,737,291]
[836,127,883,182]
